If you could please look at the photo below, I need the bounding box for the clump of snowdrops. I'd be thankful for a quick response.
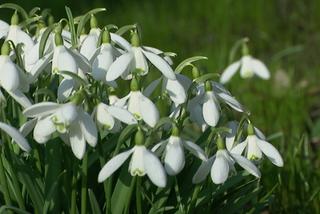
[0,3,282,213]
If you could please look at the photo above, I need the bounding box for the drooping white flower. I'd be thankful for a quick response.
[98,145,167,187]
[0,122,31,152]
[0,13,34,52]
[80,28,100,60]
[231,124,283,167]
[0,42,32,108]
[106,32,176,81]
[23,101,98,159]
[152,128,207,175]
[188,81,244,130]
[220,55,270,84]
[192,137,260,184]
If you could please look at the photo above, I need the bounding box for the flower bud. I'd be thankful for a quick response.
[135,128,145,145]
[11,11,19,25]
[1,41,11,56]
[242,42,250,56]
[90,15,98,29]
[131,31,140,47]
[216,135,225,150]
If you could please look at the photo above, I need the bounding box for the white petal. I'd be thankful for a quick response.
[7,90,32,109]
[33,117,56,144]
[107,105,137,125]
[68,49,91,73]
[23,102,60,117]
[210,151,229,184]
[80,34,99,60]
[92,44,114,81]
[217,92,244,112]
[202,92,220,127]
[16,28,35,51]
[251,59,270,79]
[98,148,134,183]
[257,139,283,167]
[0,20,9,39]
[230,141,248,155]
[20,118,37,137]
[133,47,148,73]
[56,46,78,73]
[192,156,215,184]
[144,149,167,187]
[106,52,133,81]
[69,121,86,159]
[80,110,98,147]
[165,79,187,104]
[164,137,185,175]
[176,74,192,91]
[183,140,207,161]
[142,50,176,80]
[232,153,261,178]
[225,121,238,151]
[151,141,166,153]
[0,59,20,91]
[240,56,254,78]
[0,122,31,152]
[57,79,74,102]
[28,52,53,82]
[220,61,240,84]
[139,93,159,127]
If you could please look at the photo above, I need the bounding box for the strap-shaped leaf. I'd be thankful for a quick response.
[175,56,208,73]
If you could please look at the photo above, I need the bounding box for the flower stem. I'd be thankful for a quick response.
[136,177,142,214]
[81,152,88,214]
[70,161,78,214]
[188,185,201,213]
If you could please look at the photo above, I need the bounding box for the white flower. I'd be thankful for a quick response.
[106,33,176,81]
[0,54,32,108]
[95,102,137,132]
[0,19,34,52]
[98,145,167,187]
[232,134,284,167]
[220,55,270,84]
[152,135,207,175]
[115,91,159,128]
[80,28,100,60]
[0,122,31,152]
[23,102,98,159]
[188,82,244,129]
[192,148,261,184]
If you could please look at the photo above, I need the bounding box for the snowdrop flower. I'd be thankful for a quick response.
[220,55,270,84]
[115,77,159,127]
[188,81,244,129]
[80,15,100,60]
[95,102,137,133]
[152,126,207,175]
[106,31,176,81]
[192,136,260,184]
[98,129,167,187]
[0,42,32,108]
[231,123,284,167]
[0,122,31,152]
[23,99,98,159]
[0,12,34,52]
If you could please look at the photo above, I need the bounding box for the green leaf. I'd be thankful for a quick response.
[76,8,106,38]
[154,117,173,131]
[117,124,138,148]
[33,88,57,101]
[29,7,41,17]
[39,26,54,58]
[0,3,29,20]
[19,16,42,28]
[65,6,78,47]
[175,56,208,73]
[0,205,31,214]
[88,189,102,214]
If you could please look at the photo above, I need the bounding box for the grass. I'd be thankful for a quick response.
[5,0,320,212]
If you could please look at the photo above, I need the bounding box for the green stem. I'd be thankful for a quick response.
[136,177,142,214]
[98,142,111,214]
[70,161,78,214]
[188,185,201,213]
[0,149,12,206]
[174,177,184,212]
[81,152,88,214]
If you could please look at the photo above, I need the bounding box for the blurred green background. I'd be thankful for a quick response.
[7,0,320,212]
